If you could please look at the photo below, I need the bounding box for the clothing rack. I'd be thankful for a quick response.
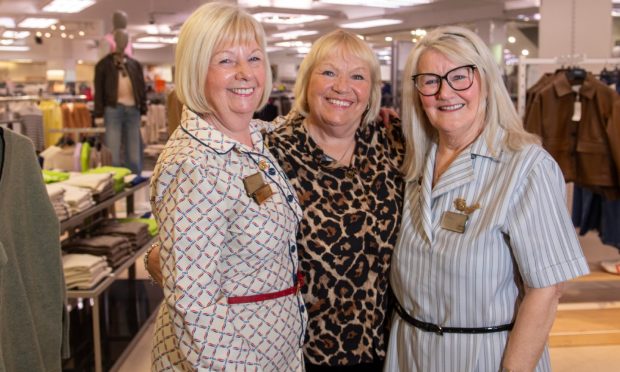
[517,55,620,117]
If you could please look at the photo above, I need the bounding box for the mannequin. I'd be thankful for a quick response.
[112,10,128,30]
[94,20,146,175]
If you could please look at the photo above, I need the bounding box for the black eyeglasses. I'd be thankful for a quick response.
[411,65,477,96]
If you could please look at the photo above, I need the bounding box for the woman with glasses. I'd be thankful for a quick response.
[386,26,589,372]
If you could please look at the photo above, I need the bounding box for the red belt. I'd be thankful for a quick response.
[227,272,304,305]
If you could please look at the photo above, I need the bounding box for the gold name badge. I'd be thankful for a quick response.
[243,172,273,205]
[440,211,469,234]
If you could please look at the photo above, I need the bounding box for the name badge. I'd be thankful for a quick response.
[243,172,273,205]
[440,211,469,234]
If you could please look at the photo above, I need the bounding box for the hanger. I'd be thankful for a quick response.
[566,66,587,85]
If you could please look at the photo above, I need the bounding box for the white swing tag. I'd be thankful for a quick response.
[571,100,582,122]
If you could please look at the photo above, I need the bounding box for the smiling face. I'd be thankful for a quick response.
[305,50,372,132]
[417,49,485,142]
[204,39,266,132]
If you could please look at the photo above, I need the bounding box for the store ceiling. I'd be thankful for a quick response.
[0,0,548,63]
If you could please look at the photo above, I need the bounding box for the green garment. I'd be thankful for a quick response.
[85,166,132,193]
[0,129,67,372]
[42,169,70,184]
[80,141,91,172]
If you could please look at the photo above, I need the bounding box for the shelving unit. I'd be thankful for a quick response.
[61,181,160,372]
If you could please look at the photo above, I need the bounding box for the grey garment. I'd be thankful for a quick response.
[0,128,67,372]
[19,113,44,152]
[387,129,590,372]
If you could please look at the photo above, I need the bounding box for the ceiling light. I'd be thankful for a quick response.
[319,0,429,8]
[340,19,402,29]
[36,31,42,37]
[136,36,178,44]
[146,25,172,35]
[253,12,328,25]
[78,30,85,36]
[274,41,312,48]
[521,49,529,56]
[357,35,364,40]
[50,24,57,30]
[385,36,393,42]
[68,34,74,39]
[59,25,65,31]
[271,30,318,39]
[533,13,541,21]
[77,59,83,64]
[44,32,52,38]
[132,43,167,49]
[61,33,67,38]
[42,0,96,14]
[0,18,15,28]
[0,45,30,51]
[0,40,14,46]
[508,36,516,43]
[2,31,31,39]
[18,18,59,29]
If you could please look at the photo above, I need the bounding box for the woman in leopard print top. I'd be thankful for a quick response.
[265,30,405,371]
[147,29,404,371]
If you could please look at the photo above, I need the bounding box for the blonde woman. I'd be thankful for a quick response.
[387,26,589,372]
[150,3,306,370]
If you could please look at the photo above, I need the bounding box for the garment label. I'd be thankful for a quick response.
[571,101,582,122]
[440,211,469,234]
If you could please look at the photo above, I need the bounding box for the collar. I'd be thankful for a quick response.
[179,107,264,155]
[553,72,596,99]
[467,127,504,163]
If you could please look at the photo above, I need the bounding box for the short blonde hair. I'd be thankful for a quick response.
[174,2,272,114]
[293,29,381,127]
[401,25,539,181]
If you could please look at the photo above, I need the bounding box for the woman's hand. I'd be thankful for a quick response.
[145,243,163,286]
[378,107,400,125]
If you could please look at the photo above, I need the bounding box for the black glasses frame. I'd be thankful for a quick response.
[411,65,477,96]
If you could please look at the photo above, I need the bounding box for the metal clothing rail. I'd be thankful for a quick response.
[517,55,620,117]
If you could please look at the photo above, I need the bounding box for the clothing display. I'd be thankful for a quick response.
[386,129,589,372]
[64,235,133,268]
[95,219,151,251]
[524,71,620,199]
[46,183,72,221]
[62,253,112,289]
[94,52,147,175]
[150,107,307,371]
[265,114,405,366]
[0,127,67,371]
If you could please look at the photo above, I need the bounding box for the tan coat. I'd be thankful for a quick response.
[525,73,620,198]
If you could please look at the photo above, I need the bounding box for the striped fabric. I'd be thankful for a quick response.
[386,128,589,372]
[150,108,307,371]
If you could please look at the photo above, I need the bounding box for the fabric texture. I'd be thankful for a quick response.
[150,108,307,371]
[0,128,67,372]
[265,113,405,366]
[386,129,590,372]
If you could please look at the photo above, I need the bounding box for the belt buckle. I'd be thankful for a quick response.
[432,324,444,336]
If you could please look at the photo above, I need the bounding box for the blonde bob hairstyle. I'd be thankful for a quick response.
[400,25,539,181]
[292,29,381,127]
[174,2,272,114]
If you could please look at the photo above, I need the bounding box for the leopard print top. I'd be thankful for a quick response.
[265,114,405,366]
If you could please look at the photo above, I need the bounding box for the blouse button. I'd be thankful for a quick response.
[287,195,294,202]
[268,168,276,176]
[290,245,296,253]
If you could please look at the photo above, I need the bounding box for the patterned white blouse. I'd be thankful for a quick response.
[386,128,589,372]
[150,108,307,371]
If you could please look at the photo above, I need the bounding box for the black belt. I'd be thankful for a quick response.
[393,297,514,336]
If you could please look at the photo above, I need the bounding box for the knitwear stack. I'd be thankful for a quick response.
[62,253,112,289]
[64,235,133,269]
[96,220,151,252]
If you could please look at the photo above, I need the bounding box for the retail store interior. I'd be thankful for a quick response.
[2,0,620,371]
